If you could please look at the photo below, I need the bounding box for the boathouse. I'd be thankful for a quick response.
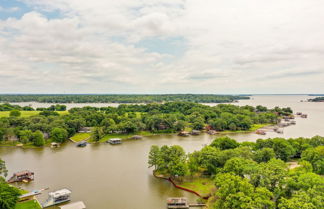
[42,189,71,208]
[8,170,34,183]
[178,131,190,137]
[167,197,189,209]
[59,201,86,209]
[107,138,122,144]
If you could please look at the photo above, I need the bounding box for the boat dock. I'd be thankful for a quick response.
[167,198,206,209]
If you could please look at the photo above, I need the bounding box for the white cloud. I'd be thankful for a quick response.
[0,0,324,93]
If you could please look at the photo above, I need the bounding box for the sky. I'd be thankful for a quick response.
[0,0,324,94]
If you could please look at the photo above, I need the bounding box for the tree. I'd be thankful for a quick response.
[278,191,317,209]
[33,130,45,146]
[51,128,68,143]
[0,159,7,177]
[148,145,161,170]
[253,148,276,163]
[301,146,324,174]
[92,127,104,142]
[0,178,20,209]
[211,137,239,150]
[223,157,257,177]
[9,110,20,117]
[214,173,274,209]
[18,130,33,144]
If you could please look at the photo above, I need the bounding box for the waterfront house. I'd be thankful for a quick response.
[8,170,34,183]
[78,127,91,133]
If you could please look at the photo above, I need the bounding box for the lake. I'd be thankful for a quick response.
[1,95,323,209]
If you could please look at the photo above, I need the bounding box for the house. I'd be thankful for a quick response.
[78,127,91,133]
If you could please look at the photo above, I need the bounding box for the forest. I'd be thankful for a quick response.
[0,94,249,103]
[0,102,292,146]
[148,136,324,209]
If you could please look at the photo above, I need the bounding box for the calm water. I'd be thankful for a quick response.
[1,95,323,209]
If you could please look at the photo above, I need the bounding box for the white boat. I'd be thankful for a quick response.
[42,189,71,208]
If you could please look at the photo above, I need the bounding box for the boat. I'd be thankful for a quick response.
[107,138,122,145]
[256,130,266,135]
[7,170,34,183]
[42,189,72,208]
[130,135,142,140]
[190,130,201,135]
[178,131,190,137]
[76,141,87,147]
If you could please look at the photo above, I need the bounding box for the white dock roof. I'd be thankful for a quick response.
[59,201,86,209]
[49,189,71,198]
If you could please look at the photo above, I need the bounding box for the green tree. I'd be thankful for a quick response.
[18,130,33,144]
[50,128,68,143]
[92,127,104,142]
[211,137,239,150]
[33,130,45,146]
[9,110,20,117]
[0,159,7,177]
[214,173,274,209]
[253,148,276,163]
[301,146,324,174]
[148,145,161,170]
[0,177,20,209]
[223,157,257,177]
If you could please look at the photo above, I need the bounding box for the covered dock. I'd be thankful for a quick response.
[8,170,34,183]
[59,201,86,209]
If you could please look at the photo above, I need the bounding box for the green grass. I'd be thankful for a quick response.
[178,177,215,196]
[90,131,153,143]
[70,133,91,142]
[221,123,272,134]
[0,111,68,118]
[15,200,42,209]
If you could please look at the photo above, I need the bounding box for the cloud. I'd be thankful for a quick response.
[0,0,324,93]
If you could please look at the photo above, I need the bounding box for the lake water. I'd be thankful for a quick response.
[1,95,323,209]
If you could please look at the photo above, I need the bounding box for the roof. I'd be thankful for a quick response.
[59,201,86,209]
[49,189,71,198]
[167,197,188,204]
[14,170,34,176]
[109,138,121,141]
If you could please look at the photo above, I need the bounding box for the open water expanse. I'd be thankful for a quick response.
[1,95,324,209]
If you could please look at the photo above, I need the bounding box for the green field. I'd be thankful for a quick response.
[221,123,271,134]
[15,200,42,209]
[0,111,68,117]
[178,177,215,196]
[70,133,91,142]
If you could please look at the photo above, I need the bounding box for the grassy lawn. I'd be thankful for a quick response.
[70,133,91,142]
[178,177,215,196]
[90,131,153,143]
[15,200,42,209]
[221,123,272,134]
[0,111,68,118]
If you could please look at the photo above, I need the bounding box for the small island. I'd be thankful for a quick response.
[308,96,324,102]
